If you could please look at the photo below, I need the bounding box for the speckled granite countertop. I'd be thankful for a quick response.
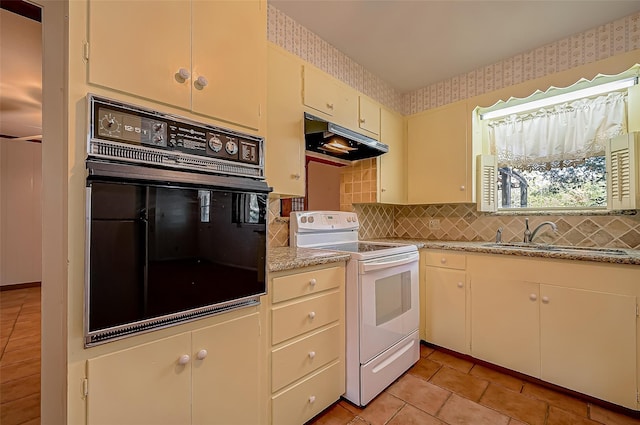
[373,239,640,266]
[268,247,350,272]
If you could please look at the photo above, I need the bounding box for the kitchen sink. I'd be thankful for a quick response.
[482,242,629,256]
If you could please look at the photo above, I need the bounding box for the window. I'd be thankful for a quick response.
[476,67,639,212]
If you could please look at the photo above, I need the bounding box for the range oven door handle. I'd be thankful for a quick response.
[360,252,419,273]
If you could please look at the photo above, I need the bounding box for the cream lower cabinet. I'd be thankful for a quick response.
[268,264,345,425]
[467,254,639,410]
[86,312,262,425]
[423,251,468,354]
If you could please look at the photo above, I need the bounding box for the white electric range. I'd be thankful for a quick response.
[290,211,420,406]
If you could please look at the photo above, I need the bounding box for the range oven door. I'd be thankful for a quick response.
[358,251,420,363]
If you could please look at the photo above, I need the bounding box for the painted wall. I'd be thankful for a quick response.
[307,160,341,211]
[0,140,42,286]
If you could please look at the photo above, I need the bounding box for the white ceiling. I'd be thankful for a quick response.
[269,0,640,93]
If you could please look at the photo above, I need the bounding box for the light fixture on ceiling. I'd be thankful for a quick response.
[480,76,637,120]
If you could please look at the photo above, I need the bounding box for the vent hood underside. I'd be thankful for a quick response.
[304,113,389,162]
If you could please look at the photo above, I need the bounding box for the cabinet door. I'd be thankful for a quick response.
[540,285,637,409]
[378,108,406,203]
[407,100,469,204]
[303,65,339,117]
[425,267,466,353]
[358,96,380,136]
[87,333,192,425]
[471,277,540,378]
[88,0,191,110]
[192,312,262,425]
[266,45,305,196]
[192,0,266,130]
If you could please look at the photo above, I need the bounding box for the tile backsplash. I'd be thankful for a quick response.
[268,200,640,250]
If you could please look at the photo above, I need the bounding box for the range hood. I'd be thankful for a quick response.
[304,112,389,162]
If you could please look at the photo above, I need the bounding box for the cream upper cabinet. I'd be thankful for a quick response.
[87,0,266,131]
[407,100,470,204]
[86,312,263,425]
[302,64,357,128]
[266,44,305,196]
[378,107,406,204]
[358,95,381,136]
[423,251,467,354]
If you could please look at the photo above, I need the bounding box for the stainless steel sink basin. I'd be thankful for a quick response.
[483,242,628,256]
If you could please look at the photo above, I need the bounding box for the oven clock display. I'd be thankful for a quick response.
[225,140,238,155]
[98,112,122,138]
[208,135,223,152]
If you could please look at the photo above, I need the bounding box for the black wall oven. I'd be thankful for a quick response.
[84,95,271,346]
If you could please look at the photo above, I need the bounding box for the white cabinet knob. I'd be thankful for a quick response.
[440,258,447,264]
[308,351,316,359]
[529,294,537,301]
[460,185,465,191]
[196,349,208,360]
[308,311,316,319]
[195,75,209,88]
[309,278,317,287]
[177,68,191,80]
[308,395,316,404]
[326,103,334,110]
[457,282,464,288]
[178,354,191,365]
[542,296,550,304]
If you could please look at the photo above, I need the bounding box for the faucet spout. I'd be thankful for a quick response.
[528,221,558,243]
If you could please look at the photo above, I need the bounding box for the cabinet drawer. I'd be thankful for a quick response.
[272,267,343,304]
[272,291,340,345]
[272,324,341,392]
[424,251,466,270]
[272,361,344,425]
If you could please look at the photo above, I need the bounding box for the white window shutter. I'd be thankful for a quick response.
[476,154,497,212]
[607,132,639,210]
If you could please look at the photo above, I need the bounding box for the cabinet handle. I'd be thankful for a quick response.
[457,282,464,288]
[359,118,366,124]
[460,185,465,191]
[309,278,317,287]
[308,311,316,320]
[177,68,191,80]
[542,296,550,304]
[292,174,301,180]
[195,75,209,89]
[440,258,447,264]
[309,395,316,404]
[326,103,334,109]
[308,351,316,359]
[196,349,208,360]
[381,188,386,192]
[529,294,537,301]
[177,354,191,365]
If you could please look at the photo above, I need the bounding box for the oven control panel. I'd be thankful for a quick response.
[290,211,358,231]
[87,94,264,179]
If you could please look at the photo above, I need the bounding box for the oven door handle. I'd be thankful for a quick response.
[360,252,419,273]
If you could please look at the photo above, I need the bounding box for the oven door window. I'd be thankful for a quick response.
[375,271,411,325]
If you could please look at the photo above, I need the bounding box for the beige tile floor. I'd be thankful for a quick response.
[307,345,640,425]
[1,286,41,425]
[2,286,639,425]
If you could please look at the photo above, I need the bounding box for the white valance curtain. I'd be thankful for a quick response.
[487,91,627,168]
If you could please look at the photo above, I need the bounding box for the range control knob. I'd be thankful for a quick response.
[208,135,223,152]
[225,140,238,155]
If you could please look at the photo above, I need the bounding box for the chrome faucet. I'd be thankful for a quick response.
[495,227,503,243]
[526,220,558,243]
[523,218,531,243]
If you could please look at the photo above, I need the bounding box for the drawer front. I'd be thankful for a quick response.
[272,324,341,392]
[272,267,343,304]
[272,291,340,345]
[272,361,344,425]
[423,251,466,270]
